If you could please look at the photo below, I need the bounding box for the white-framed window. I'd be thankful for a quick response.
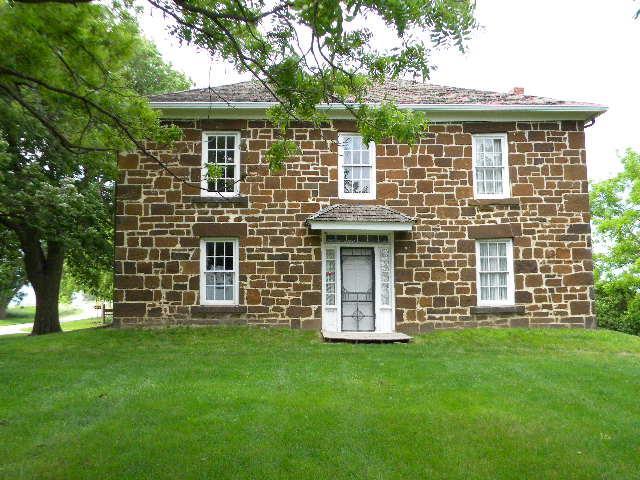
[338,133,376,199]
[199,238,239,305]
[475,239,515,306]
[472,134,509,199]
[201,131,240,196]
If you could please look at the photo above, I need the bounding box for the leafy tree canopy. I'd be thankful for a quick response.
[591,149,640,336]
[4,0,476,173]
[591,149,640,280]
[0,2,184,154]
[0,222,27,319]
[0,2,191,334]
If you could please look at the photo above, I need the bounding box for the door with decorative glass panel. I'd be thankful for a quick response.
[340,247,375,331]
[322,234,395,333]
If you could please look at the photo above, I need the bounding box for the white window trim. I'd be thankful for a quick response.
[472,133,510,199]
[475,238,515,306]
[201,131,241,197]
[337,133,376,200]
[199,237,240,305]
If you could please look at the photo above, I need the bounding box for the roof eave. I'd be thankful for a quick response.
[307,220,415,232]
[150,101,607,113]
[150,101,607,122]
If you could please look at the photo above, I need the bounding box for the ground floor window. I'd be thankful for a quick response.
[475,239,514,305]
[200,238,239,305]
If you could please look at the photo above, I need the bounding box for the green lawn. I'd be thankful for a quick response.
[0,304,81,326]
[1,327,639,479]
[18,317,105,333]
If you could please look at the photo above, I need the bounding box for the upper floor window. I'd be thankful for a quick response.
[201,132,240,196]
[472,134,509,199]
[200,238,239,305]
[475,239,515,306]
[338,133,376,199]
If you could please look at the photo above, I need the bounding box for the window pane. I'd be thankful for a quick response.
[206,286,215,300]
[224,286,234,300]
[214,286,224,300]
[206,258,215,270]
[480,257,488,272]
[216,256,226,271]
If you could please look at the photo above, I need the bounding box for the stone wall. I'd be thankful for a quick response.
[114,119,595,331]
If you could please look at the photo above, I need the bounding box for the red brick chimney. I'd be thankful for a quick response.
[512,86,525,95]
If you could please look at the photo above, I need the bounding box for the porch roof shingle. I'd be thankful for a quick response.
[306,204,414,224]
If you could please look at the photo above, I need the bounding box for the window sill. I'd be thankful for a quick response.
[191,305,247,315]
[338,196,377,201]
[186,195,248,207]
[470,305,525,315]
[469,198,520,207]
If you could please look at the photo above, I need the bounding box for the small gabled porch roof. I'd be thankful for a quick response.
[306,204,415,232]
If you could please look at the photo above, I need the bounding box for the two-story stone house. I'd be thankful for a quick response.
[114,80,606,339]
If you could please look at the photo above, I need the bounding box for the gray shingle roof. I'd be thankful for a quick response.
[150,79,600,107]
[306,204,414,224]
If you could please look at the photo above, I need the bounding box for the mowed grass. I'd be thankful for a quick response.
[0,304,81,326]
[19,317,106,333]
[1,327,639,479]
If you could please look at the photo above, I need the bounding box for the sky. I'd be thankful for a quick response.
[138,0,640,182]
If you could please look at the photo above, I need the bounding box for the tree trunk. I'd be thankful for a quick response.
[15,232,64,335]
[0,302,7,319]
[31,281,62,335]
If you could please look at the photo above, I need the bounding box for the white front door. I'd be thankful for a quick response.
[340,247,375,331]
[321,233,395,333]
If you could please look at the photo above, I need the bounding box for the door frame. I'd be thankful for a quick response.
[321,231,395,333]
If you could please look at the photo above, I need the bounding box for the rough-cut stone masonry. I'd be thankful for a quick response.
[115,119,594,332]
